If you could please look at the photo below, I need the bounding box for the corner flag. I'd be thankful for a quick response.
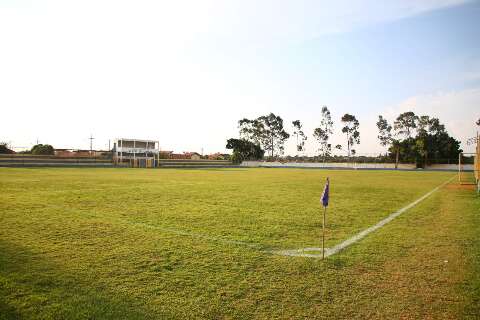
[321,178,329,207]
[320,177,329,259]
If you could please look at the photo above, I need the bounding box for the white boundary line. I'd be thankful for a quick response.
[274,175,456,258]
[114,175,454,259]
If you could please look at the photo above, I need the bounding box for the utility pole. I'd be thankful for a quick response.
[89,134,95,155]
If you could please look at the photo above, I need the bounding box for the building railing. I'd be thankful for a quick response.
[116,147,159,153]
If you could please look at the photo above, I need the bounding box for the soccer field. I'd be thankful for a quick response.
[0,168,479,319]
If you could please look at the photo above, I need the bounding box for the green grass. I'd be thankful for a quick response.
[0,168,478,319]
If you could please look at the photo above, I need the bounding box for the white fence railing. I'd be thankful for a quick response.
[240,161,474,171]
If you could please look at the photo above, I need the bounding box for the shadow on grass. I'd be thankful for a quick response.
[0,299,21,320]
[0,240,167,319]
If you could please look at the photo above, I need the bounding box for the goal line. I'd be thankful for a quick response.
[273,175,456,259]
[113,176,456,259]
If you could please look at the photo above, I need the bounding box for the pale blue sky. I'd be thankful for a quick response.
[1,0,479,154]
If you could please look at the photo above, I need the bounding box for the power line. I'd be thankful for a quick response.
[89,134,95,154]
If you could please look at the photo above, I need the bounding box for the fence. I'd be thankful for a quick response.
[0,154,235,169]
[476,133,480,181]
[241,160,472,171]
[475,133,480,189]
[0,154,113,167]
[281,155,462,166]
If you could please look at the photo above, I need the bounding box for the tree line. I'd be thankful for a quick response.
[377,112,462,168]
[227,109,468,166]
[0,143,54,155]
[226,108,361,163]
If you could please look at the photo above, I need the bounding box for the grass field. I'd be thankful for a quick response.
[0,168,479,319]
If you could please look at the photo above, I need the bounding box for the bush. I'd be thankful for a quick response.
[226,138,264,163]
[31,144,54,155]
[230,151,244,164]
[0,142,15,154]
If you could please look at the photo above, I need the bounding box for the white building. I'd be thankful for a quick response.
[114,138,159,167]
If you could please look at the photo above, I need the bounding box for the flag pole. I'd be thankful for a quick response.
[322,206,326,259]
[320,177,329,260]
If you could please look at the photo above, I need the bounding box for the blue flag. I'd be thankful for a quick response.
[321,178,329,207]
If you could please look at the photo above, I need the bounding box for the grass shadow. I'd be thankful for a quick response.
[0,240,169,319]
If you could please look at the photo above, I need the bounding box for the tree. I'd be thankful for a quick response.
[31,144,54,155]
[341,113,360,157]
[313,106,334,161]
[386,114,461,167]
[292,120,307,155]
[416,116,434,166]
[376,115,400,168]
[258,113,290,158]
[376,115,392,147]
[239,118,263,145]
[415,116,450,167]
[417,116,444,136]
[377,111,420,168]
[394,111,418,139]
[226,138,264,163]
[0,142,14,154]
[476,118,480,126]
[238,113,289,158]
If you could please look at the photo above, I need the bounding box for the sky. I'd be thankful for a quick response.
[1,0,479,155]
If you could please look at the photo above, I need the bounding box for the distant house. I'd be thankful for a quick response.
[159,151,174,159]
[207,152,225,160]
[54,149,72,157]
[184,152,201,160]
[54,149,92,157]
[170,152,202,160]
[54,149,107,157]
[187,152,201,160]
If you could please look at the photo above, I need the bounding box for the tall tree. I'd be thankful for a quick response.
[341,113,360,157]
[313,106,334,161]
[239,118,263,145]
[376,115,392,147]
[238,113,289,158]
[417,116,444,136]
[417,115,429,136]
[377,115,400,168]
[292,120,307,155]
[415,116,430,167]
[258,113,290,158]
[394,111,418,139]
